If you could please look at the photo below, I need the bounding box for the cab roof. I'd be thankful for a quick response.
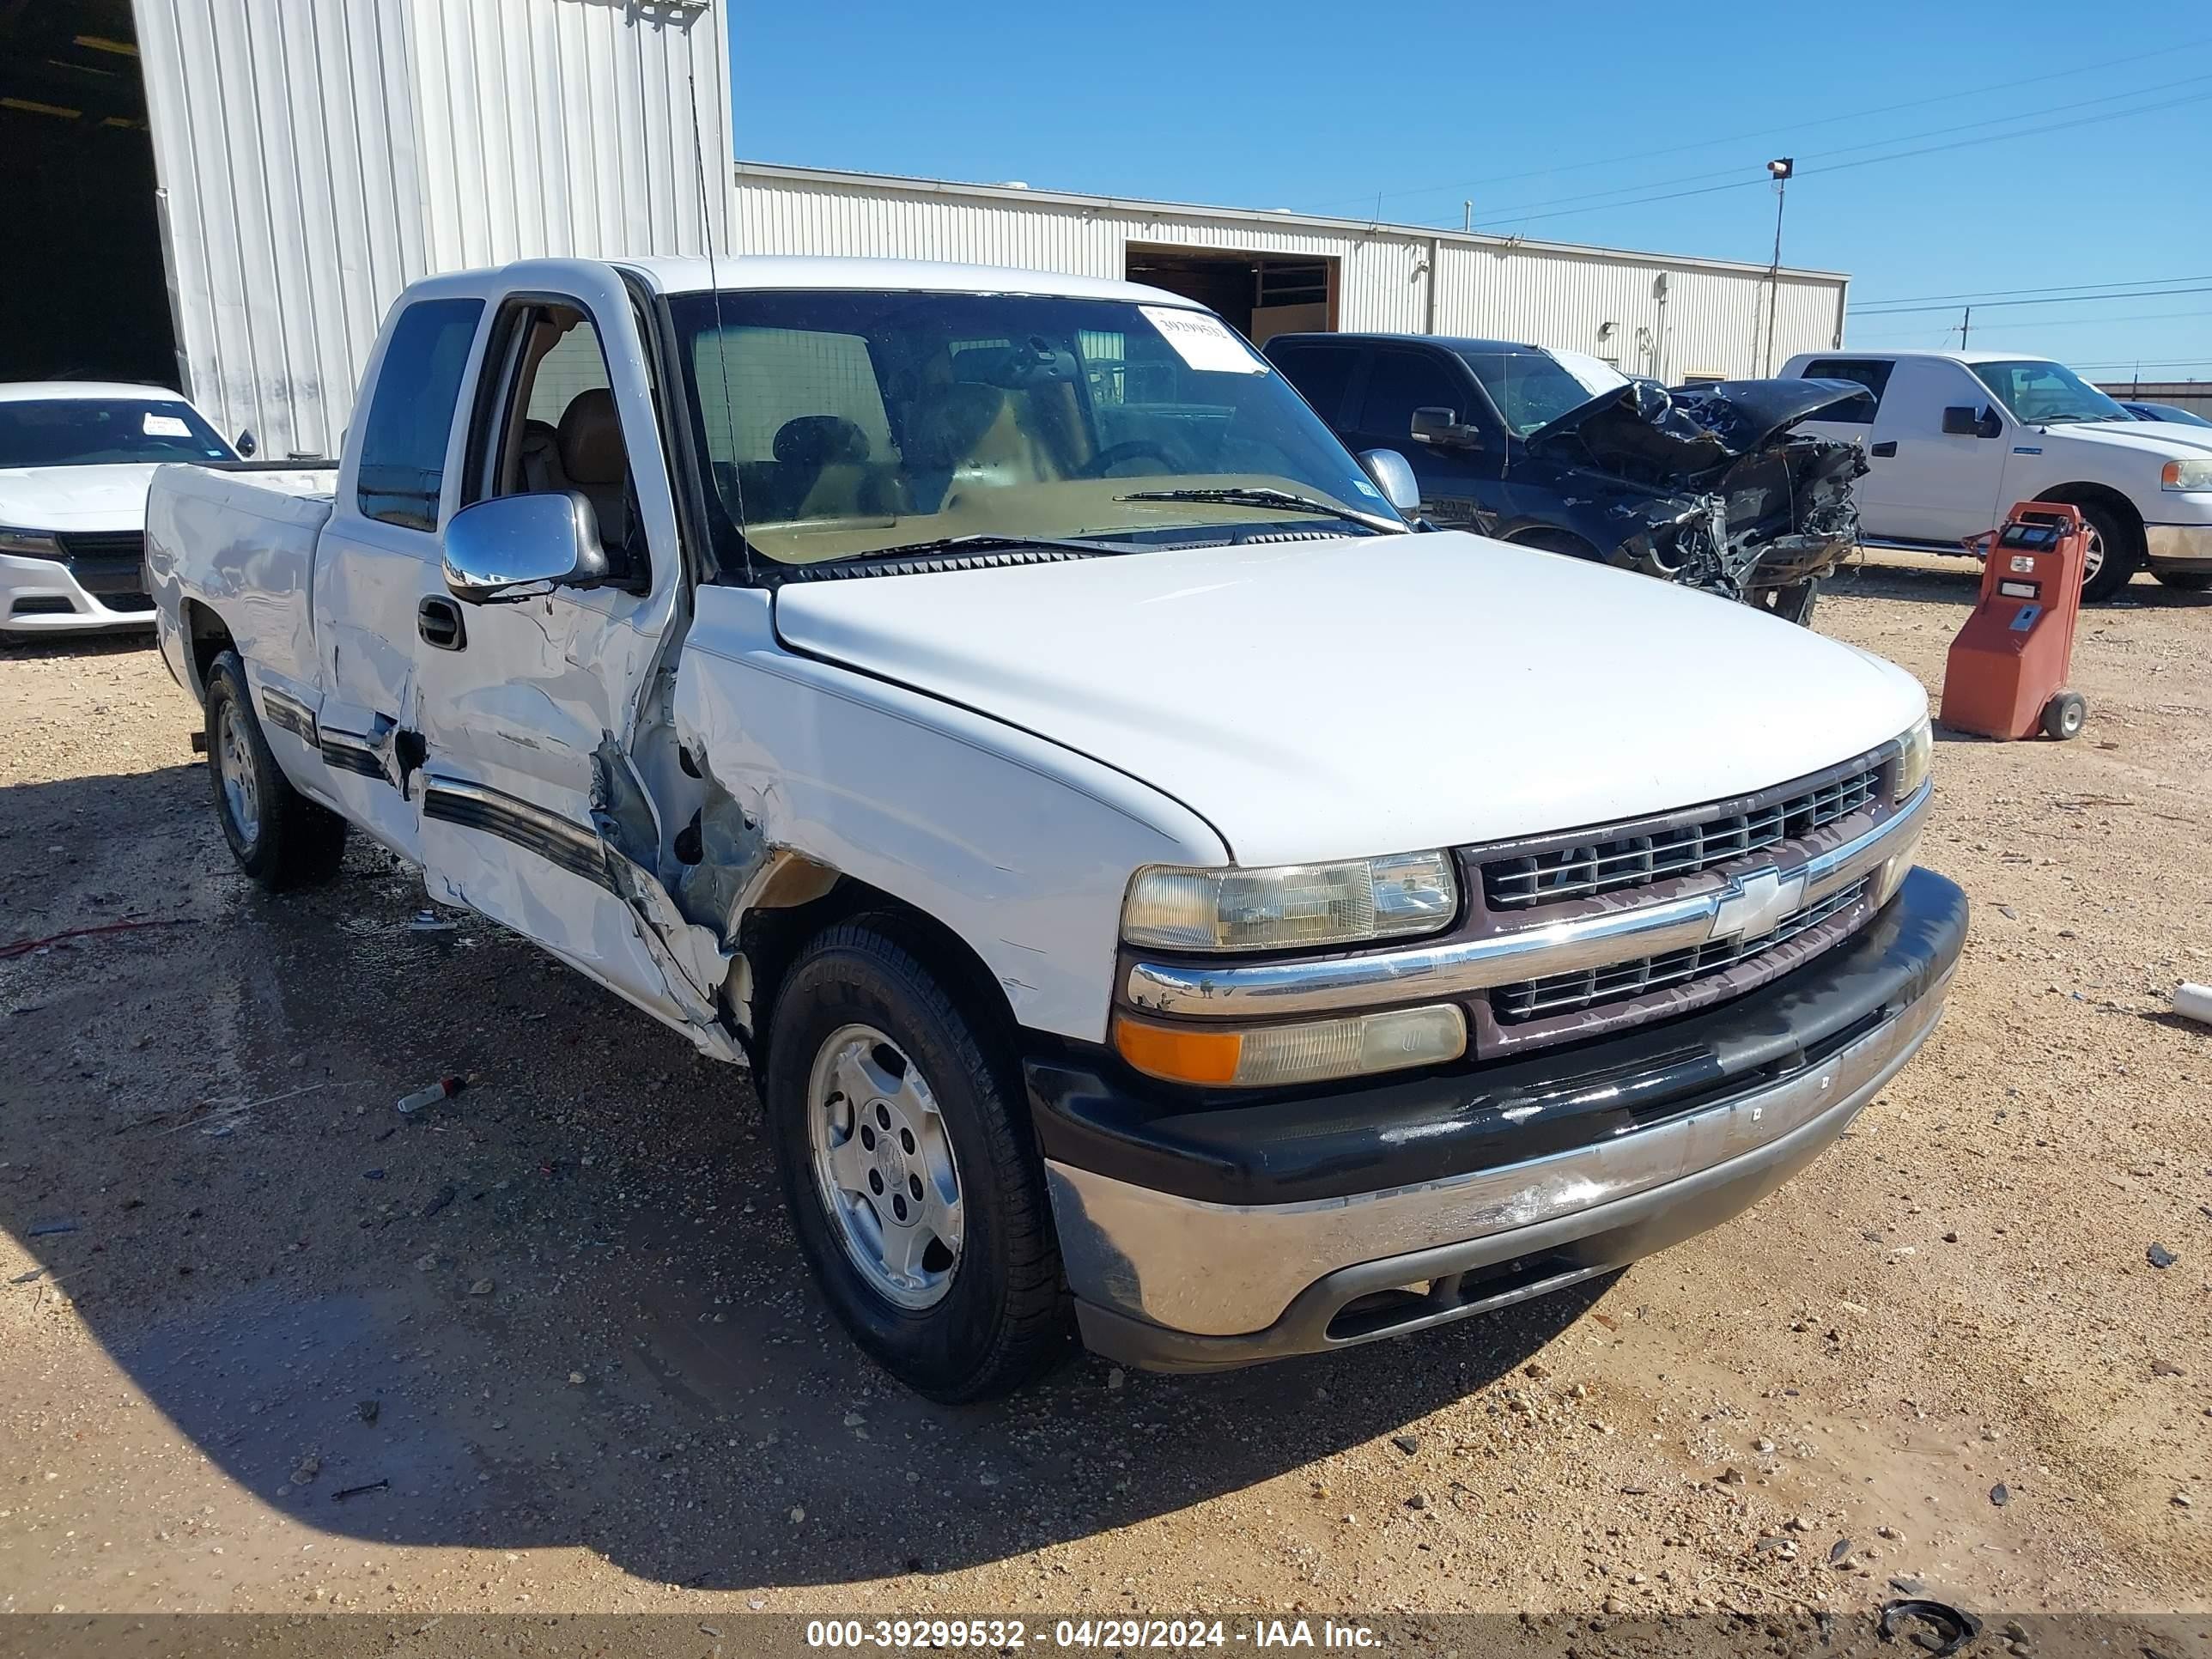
[0,380,193,404]
[617,254,1201,307]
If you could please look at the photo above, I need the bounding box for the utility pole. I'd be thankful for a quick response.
[1960,306,1972,349]
[1761,158,1793,376]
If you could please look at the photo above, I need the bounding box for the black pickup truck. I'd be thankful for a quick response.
[1267,331,1872,623]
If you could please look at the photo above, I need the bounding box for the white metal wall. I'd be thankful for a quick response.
[733,166,1849,383]
[135,0,732,459]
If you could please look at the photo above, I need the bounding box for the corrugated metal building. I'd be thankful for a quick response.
[732,163,1850,385]
[3,0,732,460]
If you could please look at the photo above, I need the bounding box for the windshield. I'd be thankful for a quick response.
[0,398,234,468]
[669,290,1399,569]
[1452,348,1626,438]
[1969,360,2131,427]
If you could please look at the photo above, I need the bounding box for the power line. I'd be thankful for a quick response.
[1850,306,2212,339]
[1854,274,2212,307]
[1460,72,2212,228]
[1298,38,2210,213]
[1856,283,2212,318]
[1462,87,2212,232]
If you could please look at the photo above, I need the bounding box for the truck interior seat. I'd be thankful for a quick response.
[556,388,629,547]
[516,418,566,496]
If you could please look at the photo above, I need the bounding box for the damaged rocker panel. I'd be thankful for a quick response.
[421,779,614,890]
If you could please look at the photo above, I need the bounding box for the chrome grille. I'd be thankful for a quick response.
[1483,765,1880,910]
[1492,878,1870,1022]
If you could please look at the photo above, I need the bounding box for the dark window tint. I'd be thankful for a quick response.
[1358,349,1468,441]
[1798,358,1894,422]
[1271,347,1360,426]
[356,298,483,530]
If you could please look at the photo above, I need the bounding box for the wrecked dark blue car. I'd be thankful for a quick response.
[1267,332,1872,623]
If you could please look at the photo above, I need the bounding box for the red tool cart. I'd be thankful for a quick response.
[1940,501,2089,741]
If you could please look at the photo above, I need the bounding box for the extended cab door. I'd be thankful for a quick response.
[408,263,725,1041]
[310,290,489,860]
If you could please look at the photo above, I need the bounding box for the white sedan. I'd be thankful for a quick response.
[1,382,243,637]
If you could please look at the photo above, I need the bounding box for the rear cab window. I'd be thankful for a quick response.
[1797,358,1894,423]
[355,298,485,531]
[1269,345,1362,426]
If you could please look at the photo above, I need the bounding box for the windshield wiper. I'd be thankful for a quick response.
[1114,487,1407,535]
[855,532,1132,562]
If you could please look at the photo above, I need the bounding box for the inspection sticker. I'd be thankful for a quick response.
[143,413,192,437]
[2009,555,2036,573]
[1139,306,1267,374]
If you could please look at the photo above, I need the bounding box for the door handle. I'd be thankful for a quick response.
[1869,441,1898,459]
[417,594,466,651]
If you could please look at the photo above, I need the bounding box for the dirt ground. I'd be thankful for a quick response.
[1,551,2207,1632]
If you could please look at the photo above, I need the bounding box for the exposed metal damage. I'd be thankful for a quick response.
[1525,378,1873,616]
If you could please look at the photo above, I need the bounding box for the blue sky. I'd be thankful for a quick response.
[729,1,2211,384]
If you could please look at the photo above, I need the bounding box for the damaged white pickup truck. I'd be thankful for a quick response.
[148,256,1965,1399]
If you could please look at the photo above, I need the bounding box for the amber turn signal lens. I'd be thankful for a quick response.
[1112,1016,1243,1085]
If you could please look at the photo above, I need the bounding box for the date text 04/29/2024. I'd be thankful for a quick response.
[804,1620,1382,1650]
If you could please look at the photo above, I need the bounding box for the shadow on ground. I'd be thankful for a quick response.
[1830,552,2212,611]
[1,761,1601,1591]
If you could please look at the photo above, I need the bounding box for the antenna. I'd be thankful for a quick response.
[684,37,752,582]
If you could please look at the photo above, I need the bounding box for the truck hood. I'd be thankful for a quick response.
[2033,420,2212,459]
[0,464,159,532]
[1523,379,1873,483]
[772,532,1925,866]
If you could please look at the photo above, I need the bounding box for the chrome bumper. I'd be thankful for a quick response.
[1050,956,1951,1358]
[2146,523,2212,572]
[1125,781,1930,1020]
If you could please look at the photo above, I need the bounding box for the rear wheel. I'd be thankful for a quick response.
[2071,501,2141,603]
[204,651,348,888]
[763,916,1067,1400]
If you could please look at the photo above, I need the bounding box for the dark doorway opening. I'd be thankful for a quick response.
[1124,246,1338,345]
[0,0,178,389]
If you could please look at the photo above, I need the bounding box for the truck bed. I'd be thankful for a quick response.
[147,462,337,707]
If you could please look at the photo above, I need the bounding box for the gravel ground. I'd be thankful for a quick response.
[0,551,2207,1632]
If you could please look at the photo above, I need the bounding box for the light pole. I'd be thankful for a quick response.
[1761,157,1793,375]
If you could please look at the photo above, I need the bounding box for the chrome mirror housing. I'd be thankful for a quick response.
[1357,448,1423,515]
[443,491,610,605]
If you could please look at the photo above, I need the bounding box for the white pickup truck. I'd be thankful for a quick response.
[1780,348,2212,601]
[148,255,1963,1399]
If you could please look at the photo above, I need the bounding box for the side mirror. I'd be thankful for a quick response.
[443,491,610,605]
[1942,404,2000,438]
[234,428,257,458]
[1357,448,1422,514]
[1410,405,1483,450]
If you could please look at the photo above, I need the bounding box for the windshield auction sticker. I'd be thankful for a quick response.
[1139,306,1269,374]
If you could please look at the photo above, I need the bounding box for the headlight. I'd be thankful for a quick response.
[1121,851,1457,952]
[2163,459,2212,492]
[1114,1004,1467,1088]
[0,526,64,560]
[1893,713,1932,800]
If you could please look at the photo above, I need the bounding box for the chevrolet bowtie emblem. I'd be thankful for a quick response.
[1710,866,1806,943]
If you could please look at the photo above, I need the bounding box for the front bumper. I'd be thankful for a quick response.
[1,550,156,635]
[2146,522,2212,574]
[1034,866,1966,1372]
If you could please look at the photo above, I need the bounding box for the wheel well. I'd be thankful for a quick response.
[1505,526,1601,559]
[2033,483,2142,552]
[739,876,1019,1068]
[179,599,235,702]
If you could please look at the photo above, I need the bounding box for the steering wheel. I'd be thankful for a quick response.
[1079,439,1182,479]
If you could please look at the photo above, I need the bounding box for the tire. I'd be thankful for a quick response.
[2071,500,2142,603]
[2154,569,2212,592]
[763,915,1067,1401]
[204,650,348,889]
[2040,690,2087,741]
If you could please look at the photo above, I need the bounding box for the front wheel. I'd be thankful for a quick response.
[204,651,348,889]
[2073,501,2142,603]
[763,917,1067,1400]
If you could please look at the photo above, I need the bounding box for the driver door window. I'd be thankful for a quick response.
[476,303,641,579]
